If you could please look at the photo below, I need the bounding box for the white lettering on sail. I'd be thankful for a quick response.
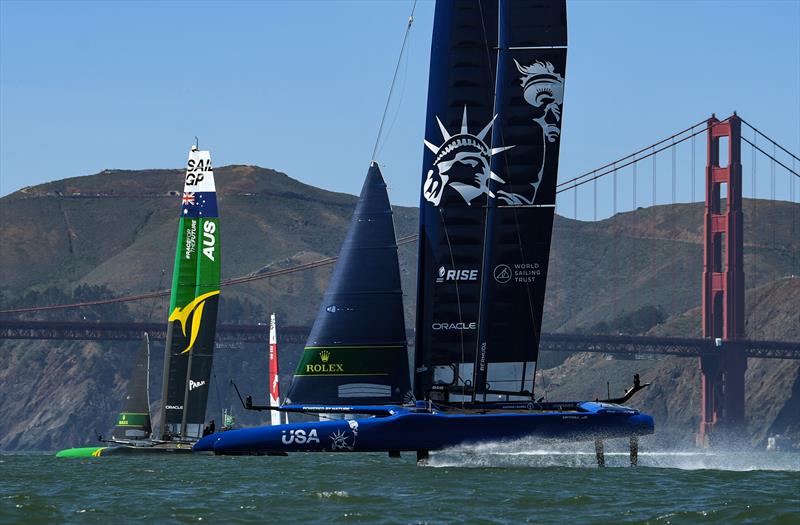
[202,221,216,261]
[432,322,477,331]
[184,220,197,260]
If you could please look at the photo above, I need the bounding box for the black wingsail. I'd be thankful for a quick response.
[285,163,412,405]
[415,0,567,402]
[472,0,567,398]
[414,0,499,399]
[112,333,152,441]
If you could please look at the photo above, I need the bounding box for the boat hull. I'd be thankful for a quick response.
[194,402,654,455]
[56,442,202,457]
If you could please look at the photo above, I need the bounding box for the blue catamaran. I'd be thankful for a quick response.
[195,0,654,463]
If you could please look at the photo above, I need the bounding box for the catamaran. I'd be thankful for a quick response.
[194,0,654,463]
[57,145,221,457]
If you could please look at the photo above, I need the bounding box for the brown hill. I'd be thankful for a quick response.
[0,166,797,450]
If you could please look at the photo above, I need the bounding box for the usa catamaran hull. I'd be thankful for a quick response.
[193,403,654,454]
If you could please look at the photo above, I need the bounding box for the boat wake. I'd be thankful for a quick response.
[428,439,800,471]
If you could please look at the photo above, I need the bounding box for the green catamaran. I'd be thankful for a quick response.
[57,145,220,457]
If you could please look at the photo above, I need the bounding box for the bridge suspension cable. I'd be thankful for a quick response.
[4,114,796,315]
[741,136,799,178]
[557,117,732,193]
[556,117,709,190]
[739,117,800,164]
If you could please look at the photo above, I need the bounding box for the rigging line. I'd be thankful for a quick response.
[556,117,710,188]
[376,27,413,160]
[370,0,417,162]
[739,117,800,163]
[741,136,800,178]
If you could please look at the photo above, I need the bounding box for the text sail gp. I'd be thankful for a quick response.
[159,145,221,441]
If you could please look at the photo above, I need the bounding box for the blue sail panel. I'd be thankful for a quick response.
[414,0,499,398]
[286,164,412,405]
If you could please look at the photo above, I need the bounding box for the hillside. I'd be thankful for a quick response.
[0,166,798,450]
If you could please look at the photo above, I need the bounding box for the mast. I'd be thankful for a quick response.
[268,313,282,426]
[159,145,221,440]
[473,0,568,400]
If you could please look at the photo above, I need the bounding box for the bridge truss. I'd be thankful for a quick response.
[2,320,798,360]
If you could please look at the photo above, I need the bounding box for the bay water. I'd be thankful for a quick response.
[2,443,798,524]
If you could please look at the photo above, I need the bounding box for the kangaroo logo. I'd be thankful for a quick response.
[168,290,220,354]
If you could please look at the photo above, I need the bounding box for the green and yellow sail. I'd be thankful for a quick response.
[159,146,221,440]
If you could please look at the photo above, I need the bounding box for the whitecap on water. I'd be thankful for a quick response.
[315,490,350,499]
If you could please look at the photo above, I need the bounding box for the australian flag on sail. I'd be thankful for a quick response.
[181,192,218,218]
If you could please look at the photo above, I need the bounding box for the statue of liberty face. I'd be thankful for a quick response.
[430,138,492,205]
[515,60,565,143]
[423,109,512,207]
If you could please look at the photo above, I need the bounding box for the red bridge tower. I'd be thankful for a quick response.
[698,113,747,447]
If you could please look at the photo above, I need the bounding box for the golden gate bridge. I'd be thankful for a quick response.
[1,113,798,446]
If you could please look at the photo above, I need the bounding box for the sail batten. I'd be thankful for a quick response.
[286,164,411,406]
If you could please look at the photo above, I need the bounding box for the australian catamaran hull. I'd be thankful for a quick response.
[194,403,654,454]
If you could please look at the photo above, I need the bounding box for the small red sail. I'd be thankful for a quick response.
[268,313,282,426]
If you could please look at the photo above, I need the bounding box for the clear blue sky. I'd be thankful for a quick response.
[1,0,798,219]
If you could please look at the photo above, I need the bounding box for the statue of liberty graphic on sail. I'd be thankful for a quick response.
[422,109,512,206]
[422,60,564,207]
[496,60,565,205]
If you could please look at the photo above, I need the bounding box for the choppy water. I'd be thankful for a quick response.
[2,443,799,524]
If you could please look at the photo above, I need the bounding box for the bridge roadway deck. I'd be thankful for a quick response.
[1,320,798,359]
